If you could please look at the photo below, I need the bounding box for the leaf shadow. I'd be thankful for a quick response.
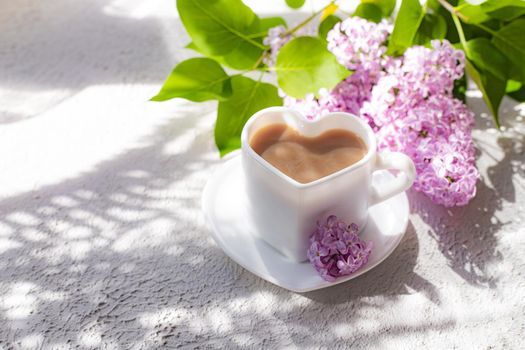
[0,101,451,348]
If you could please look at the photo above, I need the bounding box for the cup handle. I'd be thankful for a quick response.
[368,151,416,207]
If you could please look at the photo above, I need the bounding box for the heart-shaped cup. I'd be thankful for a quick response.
[241,107,415,262]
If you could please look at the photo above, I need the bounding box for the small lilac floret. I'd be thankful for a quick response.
[307,215,372,281]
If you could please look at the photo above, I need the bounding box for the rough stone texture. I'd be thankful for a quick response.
[0,0,524,349]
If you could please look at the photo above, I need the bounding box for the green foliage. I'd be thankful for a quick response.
[354,3,383,23]
[492,19,525,83]
[260,17,287,31]
[215,76,282,156]
[414,13,447,46]
[453,74,467,102]
[506,80,525,102]
[275,37,351,99]
[455,2,491,24]
[466,38,510,81]
[439,6,460,43]
[466,60,505,128]
[480,0,525,21]
[361,0,396,17]
[177,0,264,69]
[185,41,259,70]
[385,0,525,124]
[151,58,232,102]
[387,0,425,55]
[285,0,305,9]
[319,15,341,40]
[465,38,511,126]
[154,0,525,156]
[508,87,525,102]
[506,80,522,94]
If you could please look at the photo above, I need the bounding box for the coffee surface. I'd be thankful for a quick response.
[250,123,367,184]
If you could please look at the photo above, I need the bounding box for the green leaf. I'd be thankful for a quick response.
[438,6,460,43]
[492,18,525,83]
[354,3,383,23]
[275,37,351,99]
[260,17,287,31]
[387,0,425,55]
[462,21,494,41]
[466,60,505,128]
[224,46,265,69]
[455,2,491,24]
[319,15,341,40]
[151,58,231,102]
[457,0,525,23]
[508,65,525,83]
[414,13,447,46]
[481,0,525,21]
[427,0,442,11]
[453,75,467,103]
[466,38,510,81]
[185,42,199,51]
[244,16,288,42]
[285,0,305,9]
[362,0,396,17]
[508,87,525,102]
[506,80,525,101]
[465,38,510,127]
[215,76,282,156]
[184,41,259,70]
[177,0,264,69]
[506,79,522,93]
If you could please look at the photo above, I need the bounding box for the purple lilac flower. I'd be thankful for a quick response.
[270,15,479,207]
[307,215,372,281]
[327,17,392,73]
[263,25,291,67]
[361,40,479,207]
[283,17,392,120]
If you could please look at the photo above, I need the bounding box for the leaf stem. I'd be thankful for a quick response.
[451,12,469,56]
[437,0,496,36]
[283,1,335,37]
[237,1,336,75]
[474,22,496,35]
[257,71,264,83]
[436,0,467,21]
[251,54,265,70]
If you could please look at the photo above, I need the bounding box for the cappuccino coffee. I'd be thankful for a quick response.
[250,123,367,184]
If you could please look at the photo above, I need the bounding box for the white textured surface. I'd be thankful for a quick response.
[1,0,524,349]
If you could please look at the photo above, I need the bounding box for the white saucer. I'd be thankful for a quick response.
[202,155,409,292]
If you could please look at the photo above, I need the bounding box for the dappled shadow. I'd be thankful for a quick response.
[410,182,504,288]
[0,99,445,348]
[410,95,525,288]
[2,1,442,346]
[486,134,525,204]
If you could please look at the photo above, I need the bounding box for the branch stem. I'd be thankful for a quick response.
[283,1,335,37]
[436,0,496,36]
[436,0,467,21]
[451,12,469,56]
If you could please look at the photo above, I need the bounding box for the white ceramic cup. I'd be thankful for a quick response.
[241,107,416,262]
